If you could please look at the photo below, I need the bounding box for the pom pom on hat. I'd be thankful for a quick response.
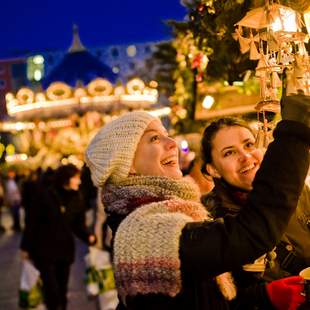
[85,111,157,187]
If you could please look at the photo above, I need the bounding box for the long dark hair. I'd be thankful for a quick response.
[200,117,254,176]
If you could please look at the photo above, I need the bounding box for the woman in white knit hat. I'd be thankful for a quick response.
[85,94,309,310]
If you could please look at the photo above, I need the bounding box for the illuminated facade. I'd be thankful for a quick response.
[5,78,158,120]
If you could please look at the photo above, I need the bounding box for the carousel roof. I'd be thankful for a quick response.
[42,25,118,89]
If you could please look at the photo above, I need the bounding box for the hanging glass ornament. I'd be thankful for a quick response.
[234,1,310,148]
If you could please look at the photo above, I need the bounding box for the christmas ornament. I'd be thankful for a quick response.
[235,1,310,147]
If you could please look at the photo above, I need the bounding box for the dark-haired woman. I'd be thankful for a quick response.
[200,113,310,309]
[20,164,96,310]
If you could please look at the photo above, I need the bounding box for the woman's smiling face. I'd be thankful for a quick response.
[130,119,183,179]
[206,125,263,191]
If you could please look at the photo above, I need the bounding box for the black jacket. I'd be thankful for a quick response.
[113,120,309,310]
[21,183,91,263]
[201,178,274,309]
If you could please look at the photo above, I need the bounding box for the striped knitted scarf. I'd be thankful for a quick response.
[103,176,236,300]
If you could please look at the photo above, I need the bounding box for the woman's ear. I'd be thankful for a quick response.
[206,163,221,178]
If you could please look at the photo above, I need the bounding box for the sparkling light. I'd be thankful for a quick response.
[148,107,171,117]
[202,95,215,109]
[180,140,189,152]
[34,70,42,81]
[112,66,120,73]
[127,45,137,57]
[33,55,44,65]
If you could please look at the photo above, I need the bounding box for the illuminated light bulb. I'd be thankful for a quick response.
[180,140,189,152]
[127,45,137,57]
[114,86,125,96]
[34,70,42,81]
[149,80,158,88]
[5,93,14,101]
[148,107,171,117]
[202,95,215,109]
[20,154,28,160]
[112,66,120,73]
[33,55,44,65]
[36,92,46,101]
[15,122,23,131]
[6,144,15,155]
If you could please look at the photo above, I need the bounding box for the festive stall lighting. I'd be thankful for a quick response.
[5,153,28,163]
[5,78,158,120]
[148,107,171,117]
[34,70,43,81]
[6,144,15,155]
[202,95,214,109]
[0,121,36,132]
[127,45,137,57]
[33,55,44,65]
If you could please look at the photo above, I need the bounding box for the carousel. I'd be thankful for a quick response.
[1,27,162,170]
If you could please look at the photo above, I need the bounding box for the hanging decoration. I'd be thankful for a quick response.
[191,51,209,82]
[234,1,310,147]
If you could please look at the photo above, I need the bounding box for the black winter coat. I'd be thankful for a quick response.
[201,178,273,309]
[112,121,310,310]
[21,184,91,264]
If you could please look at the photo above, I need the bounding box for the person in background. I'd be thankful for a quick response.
[4,169,22,232]
[85,94,309,310]
[20,164,97,310]
[200,108,309,308]
[21,169,41,213]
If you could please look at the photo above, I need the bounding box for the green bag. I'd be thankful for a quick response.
[85,265,116,295]
[19,260,44,309]
[19,278,43,309]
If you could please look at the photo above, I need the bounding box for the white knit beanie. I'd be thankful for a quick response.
[85,111,157,187]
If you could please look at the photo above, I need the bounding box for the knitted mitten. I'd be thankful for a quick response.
[266,276,305,310]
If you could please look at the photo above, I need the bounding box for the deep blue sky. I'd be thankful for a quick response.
[0,0,187,58]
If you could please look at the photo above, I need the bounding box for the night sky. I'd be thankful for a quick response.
[0,0,187,58]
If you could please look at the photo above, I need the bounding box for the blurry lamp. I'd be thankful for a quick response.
[6,144,15,155]
[149,80,158,88]
[202,95,214,109]
[15,122,23,131]
[180,140,189,152]
[33,55,44,65]
[112,66,120,74]
[127,45,137,57]
[34,70,42,81]
[148,107,171,117]
[20,154,28,161]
